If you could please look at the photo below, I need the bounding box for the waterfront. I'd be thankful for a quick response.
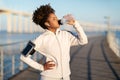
[115,31,120,47]
[0,31,120,46]
[0,30,120,80]
[0,31,40,45]
[0,31,42,80]
[9,36,120,80]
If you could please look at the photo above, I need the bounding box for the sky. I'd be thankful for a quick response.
[0,0,120,25]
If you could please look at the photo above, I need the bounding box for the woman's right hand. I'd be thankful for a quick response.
[43,61,55,71]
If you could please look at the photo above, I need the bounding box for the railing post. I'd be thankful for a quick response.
[19,43,24,70]
[33,52,37,61]
[119,48,120,57]
[12,55,15,75]
[0,47,4,80]
[19,61,24,70]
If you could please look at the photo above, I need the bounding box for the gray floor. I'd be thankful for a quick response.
[9,36,120,80]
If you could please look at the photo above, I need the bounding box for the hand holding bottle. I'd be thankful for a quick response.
[61,14,75,25]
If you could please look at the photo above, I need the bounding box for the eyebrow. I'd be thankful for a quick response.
[49,16,57,18]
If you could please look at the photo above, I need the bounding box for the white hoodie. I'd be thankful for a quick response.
[20,21,88,78]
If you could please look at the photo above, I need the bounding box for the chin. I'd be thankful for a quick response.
[56,26,60,28]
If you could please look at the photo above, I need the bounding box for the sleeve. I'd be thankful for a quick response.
[20,36,44,71]
[20,55,44,71]
[69,20,88,46]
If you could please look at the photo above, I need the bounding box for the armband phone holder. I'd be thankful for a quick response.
[21,41,36,57]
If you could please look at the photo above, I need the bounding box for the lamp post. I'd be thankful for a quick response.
[104,16,110,32]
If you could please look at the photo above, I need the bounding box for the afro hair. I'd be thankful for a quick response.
[32,4,55,29]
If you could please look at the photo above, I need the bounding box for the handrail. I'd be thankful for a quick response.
[0,40,29,46]
[0,40,42,80]
[107,31,120,57]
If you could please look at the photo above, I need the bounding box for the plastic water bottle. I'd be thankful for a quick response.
[58,14,74,25]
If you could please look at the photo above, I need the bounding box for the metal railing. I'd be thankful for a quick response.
[0,41,42,80]
[106,30,120,57]
[104,16,120,57]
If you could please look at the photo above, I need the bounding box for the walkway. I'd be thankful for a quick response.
[9,36,120,80]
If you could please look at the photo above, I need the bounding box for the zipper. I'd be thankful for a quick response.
[55,35,63,79]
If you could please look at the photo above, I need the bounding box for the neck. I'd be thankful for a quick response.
[48,28,57,34]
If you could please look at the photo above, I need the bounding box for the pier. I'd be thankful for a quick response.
[9,36,120,80]
[0,8,120,80]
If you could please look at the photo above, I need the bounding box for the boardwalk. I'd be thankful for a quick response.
[9,36,120,80]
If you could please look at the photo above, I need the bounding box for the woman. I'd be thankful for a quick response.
[20,4,88,80]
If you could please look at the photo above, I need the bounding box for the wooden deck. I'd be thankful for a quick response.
[9,36,120,80]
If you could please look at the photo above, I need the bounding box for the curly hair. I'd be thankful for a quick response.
[32,4,55,29]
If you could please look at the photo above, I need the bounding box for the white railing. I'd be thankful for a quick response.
[0,41,42,80]
[107,31,120,57]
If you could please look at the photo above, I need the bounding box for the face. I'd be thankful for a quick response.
[46,13,60,30]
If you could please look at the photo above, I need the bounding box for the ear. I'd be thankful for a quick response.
[44,22,50,26]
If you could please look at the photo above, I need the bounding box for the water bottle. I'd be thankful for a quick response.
[58,14,74,25]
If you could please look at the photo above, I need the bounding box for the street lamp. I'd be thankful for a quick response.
[104,16,111,32]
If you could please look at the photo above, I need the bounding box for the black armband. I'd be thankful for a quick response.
[21,41,36,57]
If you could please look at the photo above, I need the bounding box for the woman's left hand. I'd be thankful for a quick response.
[63,14,75,25]
[67,19,75,25]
